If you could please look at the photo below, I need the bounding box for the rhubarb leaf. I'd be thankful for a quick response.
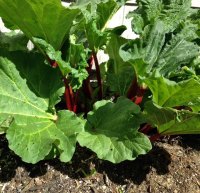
[129,0,193,34]
[120,0,199,79]
[33,38,88,90]
[157,35,199,77]
[144,76,200,108]
[106,33,134,95]
[7,110,84,163]
[120,20,166,77]
[0,50,64,125]
[0,0,79,49]
[106,33,130,74]
[107,67,134,96]
[77,97,151,163]
[76,0,122,50]
[128,0,163,35]
[144,102,200,135]
[0,31,29,51]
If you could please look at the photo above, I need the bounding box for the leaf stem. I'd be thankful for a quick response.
[149,134,161,142]
[127,76,138,99]
[46,57,58,68]
[140,124,152,134]
[73,91,79,113]
[64,79,73,111]
[127,77,146,105]
[92,51,103,99]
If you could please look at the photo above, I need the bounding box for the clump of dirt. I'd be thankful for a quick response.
[0,135,199,193]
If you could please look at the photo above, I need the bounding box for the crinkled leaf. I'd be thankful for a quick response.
[130,0,193,34]
[157,34,199,77]
[66,36,88,69]
[144,76,200,109]
[7,110,85,163]
[119,21,166,77]
[143,20,166,70]
[33,37,72,74]
[120,25,199,78]
[144,102,200,135]
[0,0,79,49]
[56,110,85,136]
[120,0,199,79]
[0,31,29,51]
[77,97,151,163]
[128,0,163,35]
[33,38,88,90]
[159,0,193,32]
[0,49,64,125]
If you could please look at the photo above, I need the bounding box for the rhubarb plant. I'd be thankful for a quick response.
[0,0,199,164]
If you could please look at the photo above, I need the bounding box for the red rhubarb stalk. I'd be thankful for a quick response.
[128,77,146,105]
[140,124,152,134]
[73,91,79,113]
[149,134,161,141]
[64,79,73,111]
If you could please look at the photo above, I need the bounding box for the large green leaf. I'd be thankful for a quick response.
[7,110,85,163]
[144,102,200,135]
[143,20,166,70]
[159,0,193,32]
[0,49,85,163]
[120,0,199,79]
[157,34,199,76]
[0,50,64,125]
[120,19,199,77]
[144,76,200,108]
[128,0,163,35]
[0,0,79,49]
[119,21,166,77]
[77,97,151,163]
[96,0,120,30]
[0,31,29,51]
[106,33,134,95]
[74,0,122,50]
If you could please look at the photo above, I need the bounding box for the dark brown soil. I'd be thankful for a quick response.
[0,135,199,193]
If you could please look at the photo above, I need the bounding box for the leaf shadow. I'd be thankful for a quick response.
[0,136,49,182]
[0,136,171,186]
[179,135,200,151]
[0,136,19,182]
[48,144,171,185]
[94,145,171,185]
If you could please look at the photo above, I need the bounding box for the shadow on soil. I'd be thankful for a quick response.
[0,135,172,185]
[180,135,200,151]
[96,145,171,185]
[49,145,171,185]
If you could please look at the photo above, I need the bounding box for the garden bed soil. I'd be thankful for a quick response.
[0,135,199,193]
